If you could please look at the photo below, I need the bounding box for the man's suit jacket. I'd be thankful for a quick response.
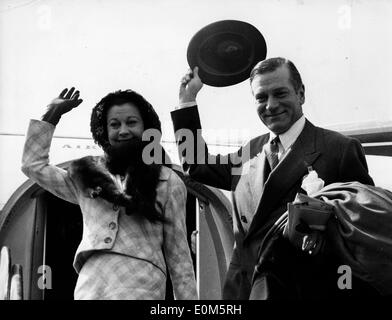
[171,106,374,299]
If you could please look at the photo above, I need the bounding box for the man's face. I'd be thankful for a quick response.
[251,65,305,135]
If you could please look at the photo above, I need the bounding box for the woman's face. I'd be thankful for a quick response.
[106,103,144,146]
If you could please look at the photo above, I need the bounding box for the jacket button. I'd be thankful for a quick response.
[109,222,116,230]
[113,204,119,211]
[240,215,248,223]
[104,237,112,244]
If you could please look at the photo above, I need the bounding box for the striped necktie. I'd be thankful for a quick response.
[266,136,280,171]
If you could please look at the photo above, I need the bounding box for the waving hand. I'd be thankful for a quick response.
[42,87,83,125]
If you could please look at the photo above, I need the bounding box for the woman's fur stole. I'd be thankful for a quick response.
[68,155,165,223]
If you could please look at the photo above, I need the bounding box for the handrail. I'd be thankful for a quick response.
[0,246,23,300]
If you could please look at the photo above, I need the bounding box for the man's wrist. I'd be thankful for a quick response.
[176,101,197,110]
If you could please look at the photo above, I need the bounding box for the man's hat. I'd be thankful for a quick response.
[187,20,267,87]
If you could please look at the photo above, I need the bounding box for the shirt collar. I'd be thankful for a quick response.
[269,115,306,151]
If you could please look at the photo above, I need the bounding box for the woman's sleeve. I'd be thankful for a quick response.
[163,173,198,300]
[21,119,79,204]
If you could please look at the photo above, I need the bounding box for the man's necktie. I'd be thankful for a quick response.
[266,136,280,171]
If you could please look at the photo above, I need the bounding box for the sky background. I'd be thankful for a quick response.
[1,0,391,140]
[0,0,392,207]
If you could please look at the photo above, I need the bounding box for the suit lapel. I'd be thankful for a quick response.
[245,120,321,242]
[249,136,269,210]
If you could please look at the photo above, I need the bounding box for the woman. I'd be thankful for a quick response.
[21,87,197,300]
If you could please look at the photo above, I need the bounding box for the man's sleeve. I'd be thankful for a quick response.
[338,137,374,186]
[171,106,243,191]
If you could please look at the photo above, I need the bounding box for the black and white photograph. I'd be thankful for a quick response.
[0,0,391,308]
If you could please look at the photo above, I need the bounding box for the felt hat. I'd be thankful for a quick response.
[187,20,267,87]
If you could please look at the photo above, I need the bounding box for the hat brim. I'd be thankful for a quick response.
[187,20,267,87]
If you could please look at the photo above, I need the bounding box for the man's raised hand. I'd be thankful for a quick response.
[179,67,203,104]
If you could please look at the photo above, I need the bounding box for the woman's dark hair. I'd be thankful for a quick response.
[89,89,170,223]
[90,89,162,152]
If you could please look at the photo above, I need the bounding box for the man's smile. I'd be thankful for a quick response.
[265,111,286,118]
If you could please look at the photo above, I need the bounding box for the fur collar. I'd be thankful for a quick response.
[68,155,166,223]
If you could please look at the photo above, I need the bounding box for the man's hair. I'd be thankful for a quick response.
[250,57,303,92]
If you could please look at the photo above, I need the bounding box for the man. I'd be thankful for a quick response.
[171,57,376,299]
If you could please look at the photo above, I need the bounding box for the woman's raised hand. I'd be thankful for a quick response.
[42,87,83,125]
[49,87,83,114]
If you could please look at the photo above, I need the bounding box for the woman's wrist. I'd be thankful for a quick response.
[42,106,62,126]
